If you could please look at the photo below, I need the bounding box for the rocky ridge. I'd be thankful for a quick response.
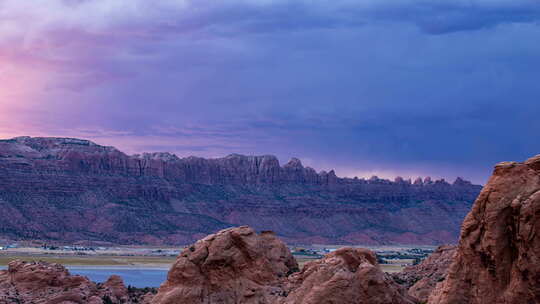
[429,154,540,303]
[0,136,470,186]
[0,136,482,245]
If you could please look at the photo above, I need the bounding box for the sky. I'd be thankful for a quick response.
[1,0,540,184]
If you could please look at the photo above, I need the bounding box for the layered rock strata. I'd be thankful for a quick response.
[0,136,482,245]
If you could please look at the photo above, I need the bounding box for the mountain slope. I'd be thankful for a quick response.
[0,136,482,245]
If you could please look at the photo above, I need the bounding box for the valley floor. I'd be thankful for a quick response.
[0,244,436,273]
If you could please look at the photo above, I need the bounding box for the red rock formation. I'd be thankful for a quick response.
[102,275,129,302]
[0,260,153,303]
[429,155,540,303]
[281,247,415,304]
[0,260,103,303]
[392,245,456,302]
[152,226,298,304]
[0,136,482,245]
[153,227,414,304]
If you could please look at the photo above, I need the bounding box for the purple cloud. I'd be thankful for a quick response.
[1,0,540,184]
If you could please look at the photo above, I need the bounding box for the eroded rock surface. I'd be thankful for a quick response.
[152,226,298,304]
[281,247,415,304]
[429,155,540,304]
[0,136,482,245]
[0,260,154,304]
[153,226,414,304]
[392,245,456,302]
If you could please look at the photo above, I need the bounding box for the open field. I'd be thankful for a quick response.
[0,254,176,267]
[380,264,406,273]
[296,257,408,273]
[0,244,435,273]
[292,245,436,274]
[295,257,315,269]
[0,253,410,273]
[295,256,412,273]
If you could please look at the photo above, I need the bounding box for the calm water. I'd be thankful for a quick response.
[68,268,168,288]
[0,266,168,288]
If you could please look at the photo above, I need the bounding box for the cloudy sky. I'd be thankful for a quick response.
[1,0,540,183]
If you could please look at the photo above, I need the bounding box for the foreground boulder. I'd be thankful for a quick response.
[0,260,100,303]
[152,226,298,304]
[392,245,456,302]
[430,155,540,303]
[0,260,154,303]
[153,226,414,304]
[281,248,415,304]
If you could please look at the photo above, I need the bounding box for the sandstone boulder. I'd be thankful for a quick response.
[0,260,154,303]
[153,227,415,304]
[0,260,99,303]
[152,226,298,304]
[281,247,415,304]
[429,155,540,303]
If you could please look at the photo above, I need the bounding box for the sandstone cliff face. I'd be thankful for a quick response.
[392,245,456,302]
[429,155,540,304]
[0,136,482,245]
[0,260,154,303]
[0,137,329,185]
[152,226,414,304]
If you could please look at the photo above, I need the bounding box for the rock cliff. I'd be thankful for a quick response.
[429,154,540,303]
[0,136,482,245]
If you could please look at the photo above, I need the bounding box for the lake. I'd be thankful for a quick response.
[0,266,168,288]
[69,267,168,287]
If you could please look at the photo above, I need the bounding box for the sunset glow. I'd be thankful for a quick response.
[1,0,540,183]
